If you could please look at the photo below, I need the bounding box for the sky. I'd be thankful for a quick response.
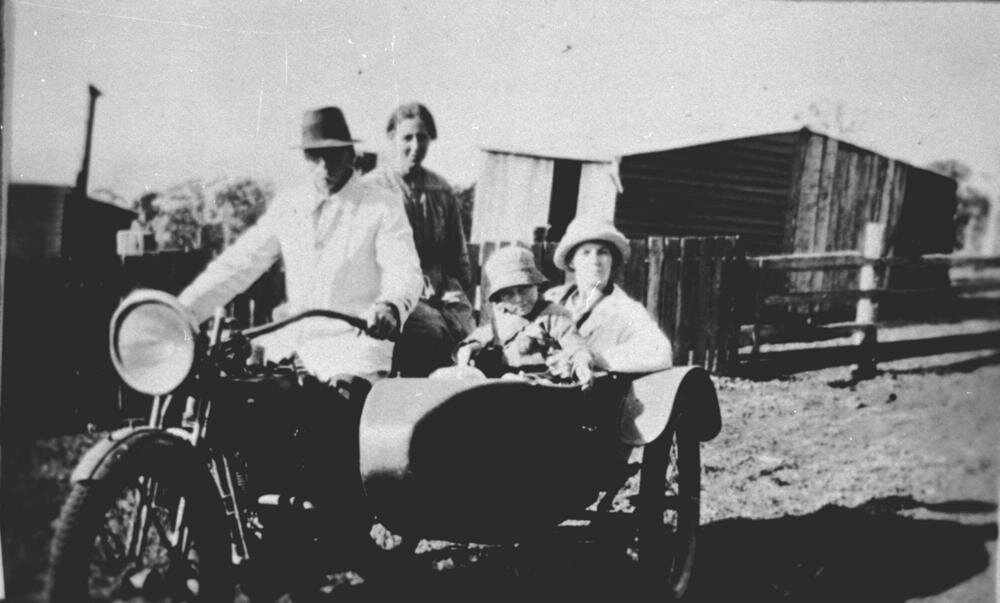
[5,0,1000,201]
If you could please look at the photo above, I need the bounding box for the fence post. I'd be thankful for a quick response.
[749,257,765,371]
[645,237,665,328]
[715,237,743,376]
[853,222,885,378]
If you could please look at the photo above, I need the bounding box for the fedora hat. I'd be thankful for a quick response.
[553,215,630,271]
[292,106,360,149]
[485,246,547,301]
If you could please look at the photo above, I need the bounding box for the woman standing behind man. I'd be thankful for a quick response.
[365,102,475,376]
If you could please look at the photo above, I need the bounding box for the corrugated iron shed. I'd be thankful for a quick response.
[474,127,957,260]
[6,182,137,260]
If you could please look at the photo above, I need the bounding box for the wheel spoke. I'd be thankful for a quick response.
[78,477,204,601]
[94,522,128,569]
[48,440,231,603]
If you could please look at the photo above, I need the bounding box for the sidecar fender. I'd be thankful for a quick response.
[618,365,721,446]
[70,426,204,484]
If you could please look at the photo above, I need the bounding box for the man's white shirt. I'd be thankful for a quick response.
[179,174,423,381]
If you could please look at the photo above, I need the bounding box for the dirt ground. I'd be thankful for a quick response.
[696,348,999,602]
[2,322,998,602]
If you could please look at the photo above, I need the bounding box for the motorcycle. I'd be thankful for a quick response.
[46,288,721,601]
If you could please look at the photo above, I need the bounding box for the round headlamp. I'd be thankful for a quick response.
[110,290,199,395]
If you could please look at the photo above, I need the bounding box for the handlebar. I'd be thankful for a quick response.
[241,309,373,340]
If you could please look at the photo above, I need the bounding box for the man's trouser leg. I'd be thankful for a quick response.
[297,374,373,547]
[392,299,454,376]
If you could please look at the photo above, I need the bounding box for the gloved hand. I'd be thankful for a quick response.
[546,349,595,390]
[455,341,482,366]
[514,322,551,356]
[364,302,399,340]
[572,351,595,391]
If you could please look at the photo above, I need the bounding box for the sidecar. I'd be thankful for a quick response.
[359,367,720,594]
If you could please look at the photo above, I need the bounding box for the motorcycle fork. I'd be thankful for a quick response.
[120,472,194,567]
[125,395,251,566]
[209,450,252,564]
[120,395,169,561]
[121,394,197,562]
[183,391,253,565]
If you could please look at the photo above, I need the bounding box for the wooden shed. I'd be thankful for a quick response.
[472,127,958,261]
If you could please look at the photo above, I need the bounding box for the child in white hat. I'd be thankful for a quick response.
[454,246,594,385]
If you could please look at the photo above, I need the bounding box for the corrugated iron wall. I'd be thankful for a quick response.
[614,132,797,254]
[7,183,69,259]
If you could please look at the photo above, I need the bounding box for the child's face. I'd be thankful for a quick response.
[494,284,539,316]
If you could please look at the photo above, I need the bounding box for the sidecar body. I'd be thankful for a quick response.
[358,367,720,543]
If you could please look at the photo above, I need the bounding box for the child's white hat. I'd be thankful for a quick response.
[484,246,547,302]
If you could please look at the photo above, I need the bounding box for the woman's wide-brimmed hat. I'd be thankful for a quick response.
[292,106,360,149]
[484,246,547,301]
[553,215,630,271]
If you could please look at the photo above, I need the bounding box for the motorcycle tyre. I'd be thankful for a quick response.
[636,419,700,601]
[46,441,233,602]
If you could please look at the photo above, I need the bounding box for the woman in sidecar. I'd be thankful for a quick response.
[357,216,722,599]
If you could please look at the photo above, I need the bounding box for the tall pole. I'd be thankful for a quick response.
[75,84,102,198]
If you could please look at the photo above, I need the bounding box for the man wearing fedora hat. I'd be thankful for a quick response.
[179,106,423,384]
[177,107,423,573]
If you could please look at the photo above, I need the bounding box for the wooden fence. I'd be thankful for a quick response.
[8,227,1000,437]
[224,236,746,374]
[743,225,1000,377]
[103,233,1000,380]
[110,241,1000,383]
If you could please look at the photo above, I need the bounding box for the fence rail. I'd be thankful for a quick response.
[743,224,1000,377]
[752,251,1000,271]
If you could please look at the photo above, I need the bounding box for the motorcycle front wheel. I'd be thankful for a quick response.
[47,443,233,602]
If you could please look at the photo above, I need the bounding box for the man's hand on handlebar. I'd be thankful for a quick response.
[364,301,400,340]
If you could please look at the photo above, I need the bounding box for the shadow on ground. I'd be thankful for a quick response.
[827,350,1000,388]
[324,496,996,603]
[684,496,996,603]
[4,434,994,603]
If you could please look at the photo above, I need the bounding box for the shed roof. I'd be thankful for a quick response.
[480,123,927,171]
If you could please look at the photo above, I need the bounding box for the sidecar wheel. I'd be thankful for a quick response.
[47,450,232,602]
[635,422,700,600]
